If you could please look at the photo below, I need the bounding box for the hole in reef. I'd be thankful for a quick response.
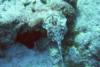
[15,26,46,49]
[14,23,47,49]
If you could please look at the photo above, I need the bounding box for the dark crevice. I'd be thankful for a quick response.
[64,0,77,8]
[40,0,47,4]
[61,0,79,66]
[23,2,31,7]
[14,22,47,49]
[62,12,77,48]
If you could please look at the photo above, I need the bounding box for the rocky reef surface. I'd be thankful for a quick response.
[65,0,100,67]
[0,0,74,67]
[0,0,100,67]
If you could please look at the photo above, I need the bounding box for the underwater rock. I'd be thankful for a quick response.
[0,0,75,49]
[0,0,77,67]
[72,0,100,66]
[42,11,67,44]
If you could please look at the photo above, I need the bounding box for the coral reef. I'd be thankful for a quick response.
[63,0,100,67]
[0,0,99,67]
[0,0,75,67]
